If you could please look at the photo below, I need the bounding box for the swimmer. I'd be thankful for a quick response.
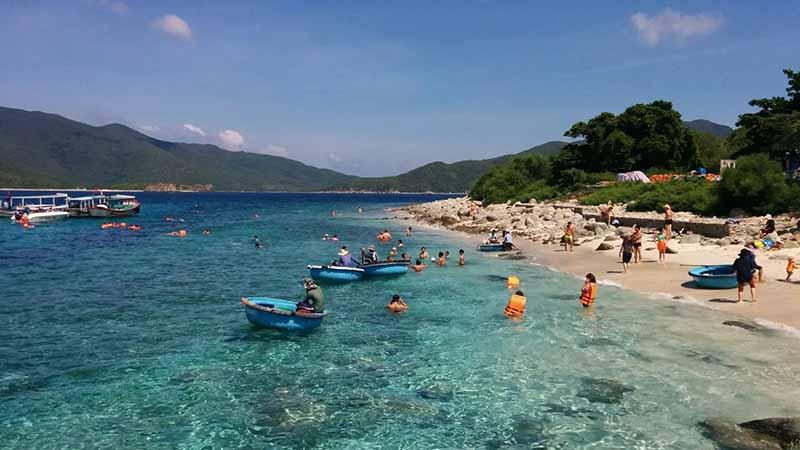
[387,247,398,262]
[167,229,188,237]
[357,207,363,214]
[202,228,211,235]
[253,235,263,249]
[253,213,260,219]
[386,294,408,313]
[410,259,427,273]
[331,210,336,217]
[331,234,339,242]
[437,252,446,267]
[406,226,412,236]
[400,252,411,262]
[444,250,450,259]
[398,239,405,248]
[419,247,430,261]
[504,290,526,319]
[128,225,142,231]
[322,233,330,241]
[458,249,465,266]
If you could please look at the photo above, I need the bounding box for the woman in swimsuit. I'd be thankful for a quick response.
[664,204,674,242]
[631,225,642,264]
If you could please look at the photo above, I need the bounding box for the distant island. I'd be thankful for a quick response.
[143,183,214,192]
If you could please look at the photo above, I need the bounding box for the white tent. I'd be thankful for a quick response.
[616,171,651,183]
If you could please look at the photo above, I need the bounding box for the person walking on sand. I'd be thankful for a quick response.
[664,205,674,242]
[580,273,597,308]
[631,225,643,263]
[563,221,575,252]
[734,249,759,303]
[786,257,796,282]
[619,235,633,273]
[656,228,668,264]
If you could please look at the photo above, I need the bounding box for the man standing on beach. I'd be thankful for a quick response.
[733,249,759,303]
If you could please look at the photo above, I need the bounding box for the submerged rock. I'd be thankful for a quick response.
[700,417,800,450]
[417,386,454,402]
[723,320,768,333]
[577,378,634,404]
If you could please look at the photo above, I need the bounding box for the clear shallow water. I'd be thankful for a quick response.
[1,192,799,450]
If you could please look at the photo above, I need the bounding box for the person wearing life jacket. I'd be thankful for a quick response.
[580,273,597,308]
[504,290,526,319]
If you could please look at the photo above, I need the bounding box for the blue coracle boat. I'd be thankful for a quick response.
[478,243,506,252]
[308,264,365,283]
[362,261,409,277]
[241,296,328,331]
[688,265,738,289]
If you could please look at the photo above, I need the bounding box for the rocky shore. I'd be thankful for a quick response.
[401,196,800,249]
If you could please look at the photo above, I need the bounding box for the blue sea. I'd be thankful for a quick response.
[1,192,799,449]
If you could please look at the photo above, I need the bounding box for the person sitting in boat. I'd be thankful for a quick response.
[502,230,514,251]
[297,279,325,313]
[337,246,356,267]
[361,246,379,265]
[386,294,408,313]
[485,228,499,244]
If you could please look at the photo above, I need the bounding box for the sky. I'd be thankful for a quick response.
[1,1,798,176]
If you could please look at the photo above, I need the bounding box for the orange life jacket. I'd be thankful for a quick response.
[580,283,597,307]
[504,293,526,318]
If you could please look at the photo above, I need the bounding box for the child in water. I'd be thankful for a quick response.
[458,249,465,266]
[580,273,597,308]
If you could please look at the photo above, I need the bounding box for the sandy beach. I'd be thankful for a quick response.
[395,199,800,332]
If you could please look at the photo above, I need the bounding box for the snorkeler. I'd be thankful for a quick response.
[386,294,408,313]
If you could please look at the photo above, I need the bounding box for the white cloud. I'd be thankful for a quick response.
[328,152,343,163]
[630,8,722,46]
[151,14,193,41]
[183,123,206,136]
[95,0,128,14]
[218,129,245,150]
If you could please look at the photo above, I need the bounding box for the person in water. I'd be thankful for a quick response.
[563,221,575,252]
[337,246,356,267]
[437,251,446,266]
[419,247,430,261]
[397,239,405,248]
[253,235,262,249]
[619,235,633,273]
[331,234,339,242]
[387,294,408,313]
[297,279,325,313]
[504,290,526,319]
[400,252,411,262]
[411,259,427,272]
[458,249,465,266]
[406,226,412,236]
[387,247,398,262]
[580,273,597,308]
[202,228,211,235]
[733,248,759,303]
[322,233,330,241]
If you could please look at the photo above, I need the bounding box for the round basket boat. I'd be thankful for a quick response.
[307,264,365,283]
[688,265,738,289]
[241,297,327,331]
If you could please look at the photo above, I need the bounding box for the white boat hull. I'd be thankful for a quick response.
[19,211,70,223]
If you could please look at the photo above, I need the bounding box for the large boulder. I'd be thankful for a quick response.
[680,234,702,244]
[438,214,460,226]
[700,417,800,450]
[596,242,615,251]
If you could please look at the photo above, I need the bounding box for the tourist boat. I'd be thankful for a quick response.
[688,265,738,289]
[361,261,410,277]
[478,243,506,252]
[1,193,70,219]
[241,296,327,331]
[66,195,101,217]
[307,264,365,283]
[87,195,140,218]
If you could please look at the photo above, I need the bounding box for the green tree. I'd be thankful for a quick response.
[736,69,800,159]
[692,130,730,172]
[717,153,800,215]
[557,101,698,175]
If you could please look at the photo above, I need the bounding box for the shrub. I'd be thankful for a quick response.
[470,154,553,204]
[717,153,800,215]
[581,178,717,215]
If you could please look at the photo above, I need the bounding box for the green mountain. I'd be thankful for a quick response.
[0,106,568,192]
[0,106,356,191]
[683,119,734,138]
[330,141,568,192]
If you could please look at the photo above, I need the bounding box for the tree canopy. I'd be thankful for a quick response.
[736,69,800,159]
[552,101,698,177]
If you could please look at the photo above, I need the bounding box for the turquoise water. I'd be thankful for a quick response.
[1,192,799,449]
